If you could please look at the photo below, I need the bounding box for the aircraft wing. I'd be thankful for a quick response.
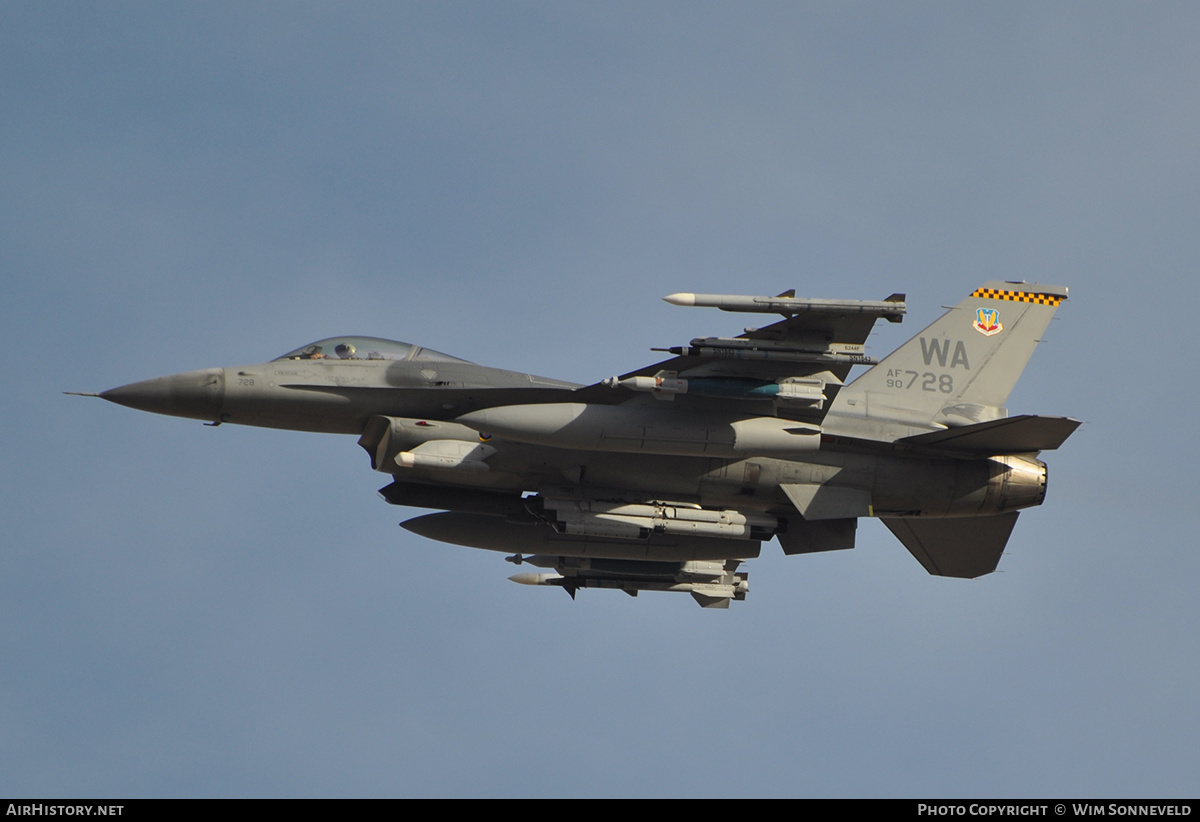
[573,290,906,424]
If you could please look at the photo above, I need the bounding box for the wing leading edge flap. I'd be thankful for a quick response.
[897,415,1081,455]
[882,513,1019,578]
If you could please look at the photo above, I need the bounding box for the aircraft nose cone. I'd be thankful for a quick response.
[100,368,225,421]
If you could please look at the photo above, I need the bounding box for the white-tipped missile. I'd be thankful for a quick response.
[663,292,906,321]
[506,566,749,607]
[601,370,687,398]
[509,572,564,586]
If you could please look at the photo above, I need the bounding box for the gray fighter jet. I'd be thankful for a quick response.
[86,282,1077,607]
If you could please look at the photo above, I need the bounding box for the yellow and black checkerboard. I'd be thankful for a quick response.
[970,287,1063,306]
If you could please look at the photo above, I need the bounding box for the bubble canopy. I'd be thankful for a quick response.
[272,336,469,363]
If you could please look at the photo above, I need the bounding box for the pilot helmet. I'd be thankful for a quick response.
[334,342,356,359]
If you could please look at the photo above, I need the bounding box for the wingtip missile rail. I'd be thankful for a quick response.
[663,291,907,322]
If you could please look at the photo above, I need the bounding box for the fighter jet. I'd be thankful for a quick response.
[85,282,1078,608]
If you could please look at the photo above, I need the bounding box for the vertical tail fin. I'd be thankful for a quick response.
[826,281,1068,441]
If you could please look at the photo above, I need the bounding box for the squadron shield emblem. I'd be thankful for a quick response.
[973,307,1003,336]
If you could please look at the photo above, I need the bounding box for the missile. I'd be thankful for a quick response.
[601,372,689,396]
[604,372,831,407]
[689,336,865,354]
[654,345,876,366]
[506,558,749,608]
[508,572,564,586]
[663,292,906,321]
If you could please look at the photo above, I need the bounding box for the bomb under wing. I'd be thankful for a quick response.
[85,284,1078,608]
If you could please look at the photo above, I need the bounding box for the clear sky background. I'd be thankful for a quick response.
[3,2,1198,798]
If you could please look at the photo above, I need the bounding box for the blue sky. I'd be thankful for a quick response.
[3,2,1198,797]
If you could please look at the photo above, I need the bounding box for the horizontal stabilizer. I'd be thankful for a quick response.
[898,415,1081,454]
[882,513,1019,578]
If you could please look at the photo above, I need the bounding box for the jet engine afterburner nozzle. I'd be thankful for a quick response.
[985,455,1049,513]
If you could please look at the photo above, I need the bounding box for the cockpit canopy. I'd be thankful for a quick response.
[273,336,470,364]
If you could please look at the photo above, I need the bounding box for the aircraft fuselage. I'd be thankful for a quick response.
[90,283,1076,606]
